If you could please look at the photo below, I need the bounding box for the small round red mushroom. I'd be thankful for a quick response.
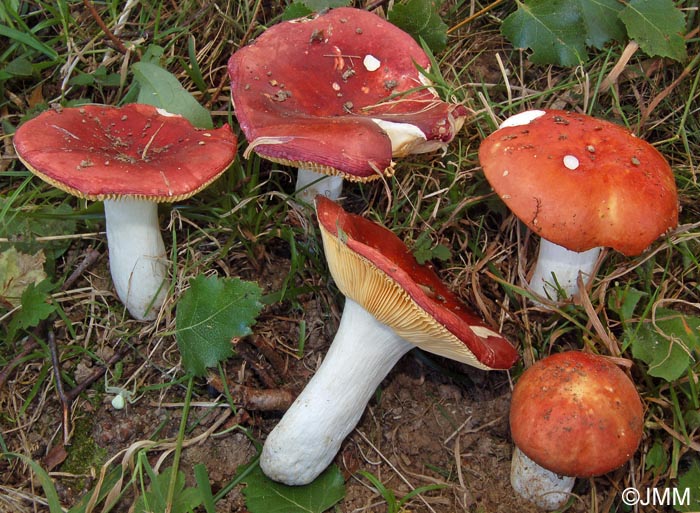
[13,104,237,320]
[228,7,469,203]
[479,109,678,304]
[260,195,518,485]
[509,351,644,510]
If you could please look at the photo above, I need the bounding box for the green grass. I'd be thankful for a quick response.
[1,1,699,512]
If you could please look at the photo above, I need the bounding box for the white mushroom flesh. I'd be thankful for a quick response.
[499,110,546,128]
[104,198,168,320]
[260,298,414,485]
[529,239,602,302]
[363,54,381,72]
[511,447,574,510]
[563,155,580,170]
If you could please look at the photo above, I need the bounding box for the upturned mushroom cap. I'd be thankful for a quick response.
[510,351,643,477]
[228,7,468,180]
[478,109,678,256]
[13,103,238,201]
[315,195,518,370]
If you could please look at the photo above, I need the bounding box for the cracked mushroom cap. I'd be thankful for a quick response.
[510,351,644,478]
[13,104,238,201]
[228,7,468,181]
[315,195,518,370]
[478,109,678,256]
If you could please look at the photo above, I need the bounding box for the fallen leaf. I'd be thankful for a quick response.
[0,247,47,307]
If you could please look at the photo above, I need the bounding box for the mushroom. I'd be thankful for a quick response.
[227,7,468,203]
[13,104,238,320]
[260,195,518,485]
[478,109,678,304]
[509,351,643,510]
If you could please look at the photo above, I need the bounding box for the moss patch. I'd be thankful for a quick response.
[61,416,107,487]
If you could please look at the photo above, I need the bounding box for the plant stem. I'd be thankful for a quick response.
[164,374,194,513]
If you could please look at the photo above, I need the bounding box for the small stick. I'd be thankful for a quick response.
[48,331,72,445]
[66,347,129,402]
[208,373,294,412]
[447,0,507,34]
[62,247,101,292]
[247,334,288,380]
[81,0,129,55]
[234,338,278,389]
[49,332,129,444]
[0,339,39,389]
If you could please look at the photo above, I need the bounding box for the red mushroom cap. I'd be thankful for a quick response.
[478,109,678,255]
[510,351,643,477]
[316,195,518,370]
[13,104,238,202]
[228,7,468,180]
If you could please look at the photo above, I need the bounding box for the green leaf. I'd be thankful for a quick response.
[501,0,586,66]
[644,441,668,477]
[676,460,700,512]
[628,308,699,382]
[412,233,451,265]
[176,275,263,377]
[389,0,448,54]
[607,286,647,323]
[281,2,313,20]
[134,465,202,513]
[242,463,345,513]
[579,0,626,48]
[619,0,687,62]
[499,0,630,65]
[2,56,34,78]
[431,244,451,262]
[69,66,121,88]
[7,279,56,341]
[131,61,213,128]
[194,463,217,513]
[685,408,700,432]
[302,0,351,10]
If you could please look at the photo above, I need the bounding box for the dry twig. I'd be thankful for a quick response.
[207,372,295,411]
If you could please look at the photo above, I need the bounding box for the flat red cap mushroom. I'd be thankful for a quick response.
[509,351,643,510]
[479,109,678,303]
[260,195,517,485]
[13,103,237,320]
[228,7,468,202]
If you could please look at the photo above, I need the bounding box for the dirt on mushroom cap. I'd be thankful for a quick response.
[13,104,238,202]
[228,7,468,180]
[510,351,643,477]
[478,109,678,255]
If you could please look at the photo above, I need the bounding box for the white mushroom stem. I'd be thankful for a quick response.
[103,198,168,321]
[529,239,601,302]
[260,298,414,485]
[511,447,574,510]
[295,169,344,203]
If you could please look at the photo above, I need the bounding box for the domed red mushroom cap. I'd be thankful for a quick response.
[13,103,238,201]
[510,351,643,478]
[478,109,678,256]
[228,7,468,181]
[316,195,518,370]
[12,104,237,321]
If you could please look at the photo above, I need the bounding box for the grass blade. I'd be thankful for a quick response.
[0,23,59,60]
